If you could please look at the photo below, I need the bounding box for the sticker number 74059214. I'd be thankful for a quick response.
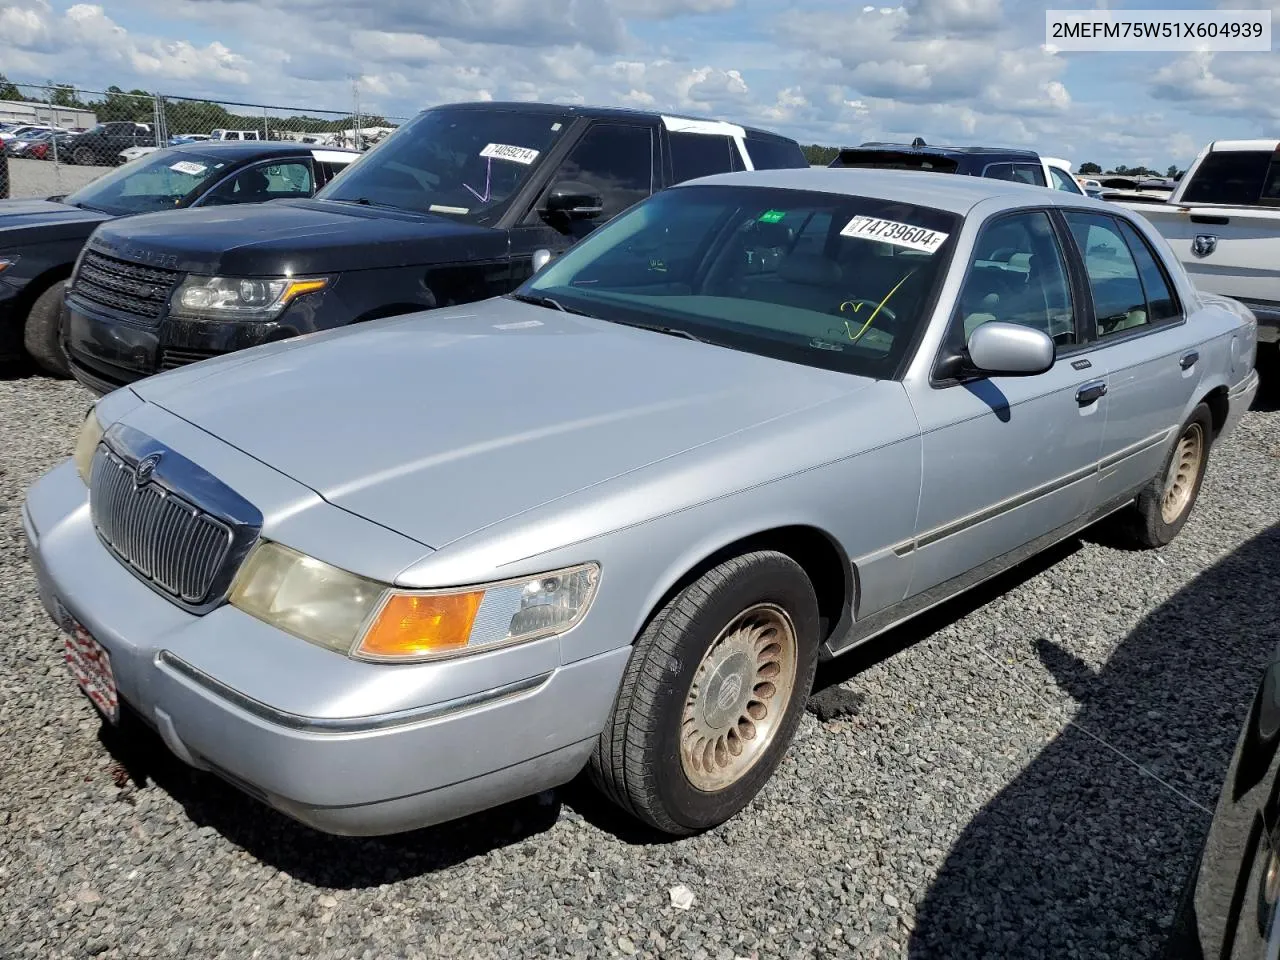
[840,216,949,254]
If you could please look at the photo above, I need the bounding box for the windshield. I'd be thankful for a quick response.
[65,149,231,215]
[522,184,960,377]
[316,106,568,224]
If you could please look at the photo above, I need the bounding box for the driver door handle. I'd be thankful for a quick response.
[1180,351,1199,370]
[1076,380,1108,406]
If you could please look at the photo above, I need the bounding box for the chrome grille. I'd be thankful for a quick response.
[72,250,181,322]
[89,446,233,605]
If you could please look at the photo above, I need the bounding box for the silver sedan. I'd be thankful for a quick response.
[24,168,1260,837]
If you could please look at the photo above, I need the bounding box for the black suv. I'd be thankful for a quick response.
[0,141,357,374]
[65,101,809,393]
[64,122,157,166]
[830,140,1053,185]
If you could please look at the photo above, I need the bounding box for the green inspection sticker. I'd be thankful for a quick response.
[758,209,786,223]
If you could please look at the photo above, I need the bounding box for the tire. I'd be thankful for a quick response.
[73,147,95,167]
[589,550,820,835]
[22,283,71,377]
[1122,403,1214,548]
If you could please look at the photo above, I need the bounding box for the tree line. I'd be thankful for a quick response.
[0,73,388,137]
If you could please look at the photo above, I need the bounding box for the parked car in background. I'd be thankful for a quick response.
[0,141,357,374]
[1077,177,1104,199]
[23,170,1258,839]
[169,134,211,146]
[63,100,810,393]
[0,124,62,144]
[62,122,156,166]
[209,129,261,142]
[1112,140,1280,356]
[1166,644,1280,958]
[4,130,58,160]
[830,140,1085,196]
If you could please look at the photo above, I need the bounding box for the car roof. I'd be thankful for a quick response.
[168,140,360,160]
[840,143,1042,161]
[683,167,1113,215]
[425,100,795,141]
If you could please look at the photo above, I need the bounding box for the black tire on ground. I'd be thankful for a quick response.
[589,550,820,835]
[22,284,71,377]
[1122,402,1214,549]
[72,147,95,166]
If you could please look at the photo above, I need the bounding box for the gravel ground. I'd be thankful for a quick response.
[1,368,1278,959]
[6,158,111,199]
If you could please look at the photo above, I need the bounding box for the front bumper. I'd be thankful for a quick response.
[23,461,630,836]
[63,295,302,395]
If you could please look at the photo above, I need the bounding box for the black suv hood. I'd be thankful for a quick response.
[87,198,507,276]
[0,198,113,242]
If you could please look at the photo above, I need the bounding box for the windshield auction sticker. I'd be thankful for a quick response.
[840,216,949,254]
[169,161,208,176]
[479,143,540,165]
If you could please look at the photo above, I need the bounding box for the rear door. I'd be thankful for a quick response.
[1059,209,1207,504]
[665,127,740,183]
[1154,148,1280,305]
[509,119,657,282]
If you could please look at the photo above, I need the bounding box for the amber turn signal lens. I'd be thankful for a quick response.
[282,278,328,301]
[357,591,484,659]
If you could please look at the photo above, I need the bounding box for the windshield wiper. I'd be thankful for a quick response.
[606,318,709,343]
[506,292,596,318]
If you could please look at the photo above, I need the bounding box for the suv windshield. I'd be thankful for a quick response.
[316,106,569,224]
[65,150,232,215]
[523,184,959,377]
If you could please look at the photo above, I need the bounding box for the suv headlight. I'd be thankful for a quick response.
[229,541,600,662]
[73,406,104,484]
[170,275,329,321]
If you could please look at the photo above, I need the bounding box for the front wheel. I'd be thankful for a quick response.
[22,284,71,377]
[1123,403,1214,548]
[589,551,819,835]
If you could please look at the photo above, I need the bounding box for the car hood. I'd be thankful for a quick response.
[133,297,870,549]
[0,198,112,237]
[86,198,505,276]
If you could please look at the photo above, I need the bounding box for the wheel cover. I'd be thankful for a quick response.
[1161,422,1205,524]
[680,602,799,793]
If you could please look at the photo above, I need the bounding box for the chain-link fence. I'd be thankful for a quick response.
[1,81,408,198]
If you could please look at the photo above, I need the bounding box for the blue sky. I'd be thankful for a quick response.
[1,0,1276,169]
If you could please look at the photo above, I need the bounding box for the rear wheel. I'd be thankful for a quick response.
[589,551,819,835]
[22,284,70,377]
[72,146,95,166]
[1122,403,1213,548]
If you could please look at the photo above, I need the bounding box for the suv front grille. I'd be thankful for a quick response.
[89,446,233,605]
[72,250,181,323]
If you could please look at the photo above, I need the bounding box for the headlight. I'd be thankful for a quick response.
[228,541,600,662]
[73,407,104,484]
[170,275,329,321]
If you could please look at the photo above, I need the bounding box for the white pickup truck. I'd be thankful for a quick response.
[1114,140,1280,352]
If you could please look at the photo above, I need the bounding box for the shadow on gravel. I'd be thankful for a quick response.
[909,522,1280,959]
[96,714,563,887]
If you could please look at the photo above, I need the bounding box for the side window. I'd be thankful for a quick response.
[533,122,653,238]
[984,162,1046,187]
[1049,166,1083,194]
[1063,211,1148,336]
[1179,150,1271,205]
[953,210,1076,346]
[1116,219,1181,324]
[669,132,735,183]
[738,136,808,171]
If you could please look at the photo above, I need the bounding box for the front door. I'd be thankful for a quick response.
[905,209,1108,596]
[509,120,657,285]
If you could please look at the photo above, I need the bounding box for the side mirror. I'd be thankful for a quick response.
[531,248,555,273]
[965,322,1055,376]
[544,181,604,220]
